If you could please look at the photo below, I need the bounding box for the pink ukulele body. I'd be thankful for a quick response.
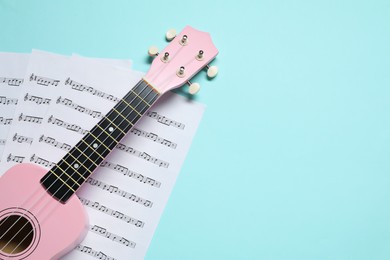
[0,26,218,259]
[0,164,88,260]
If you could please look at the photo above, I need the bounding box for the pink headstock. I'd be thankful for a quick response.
[144,26,219,94]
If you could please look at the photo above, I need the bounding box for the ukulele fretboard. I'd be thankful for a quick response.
[41,79,159,203]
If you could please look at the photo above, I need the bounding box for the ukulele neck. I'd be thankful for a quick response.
[40,78,160,203]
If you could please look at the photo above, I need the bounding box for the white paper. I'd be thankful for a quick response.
[12,55,205,259]
[0,53,30,162]
[0,50,133,172]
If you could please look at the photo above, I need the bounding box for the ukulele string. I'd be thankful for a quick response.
[4,81,155,254]
[1,81,156,254]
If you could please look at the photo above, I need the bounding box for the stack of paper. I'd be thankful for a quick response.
[0,50,205,260]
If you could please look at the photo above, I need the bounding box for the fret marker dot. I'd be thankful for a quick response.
[93,143,98,148]
[74,163,79,169]
[108,127,114,132]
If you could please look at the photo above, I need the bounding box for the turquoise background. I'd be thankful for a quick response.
[1,0,390,259]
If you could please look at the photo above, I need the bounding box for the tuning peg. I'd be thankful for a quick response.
[166,29,177,41]
[148,46,159,57]
[206,65,218,78]
[188,81,201,95]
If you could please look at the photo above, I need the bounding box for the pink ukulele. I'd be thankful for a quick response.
[0,26,218,259]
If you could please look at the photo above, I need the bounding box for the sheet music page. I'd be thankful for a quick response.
[0,53,29,162]
[0,50,132,172]
[0,50,71,171]
[28,55,205,259]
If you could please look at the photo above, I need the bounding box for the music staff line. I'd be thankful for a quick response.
[0,117,12,125]
[65,78,119,103]
[24,93,51,105]
[0,77,23,87]
[117,143,169,168]
[79,197,145,228]
[30,154,56,168]
[146,111,185,130]
[57,96,102,119]
[130,128,177,149]
[75,244,117,260]
[7,153,25,163]
[39,134,72,151]
[18,113,43,124]
[29,73,60,87]
[13,133,33,145]
[100,161,161,188]
[86,177,153,208]
[0,96,18,105]
[48,115,88,135]
[89,224,136,248]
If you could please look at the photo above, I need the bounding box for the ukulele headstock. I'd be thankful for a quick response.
[144,26,219,95]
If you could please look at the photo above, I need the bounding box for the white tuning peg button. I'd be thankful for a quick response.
[207,65,218,78]
[148,46,159,57]
[166,29,177,41]
[189,82,201,95]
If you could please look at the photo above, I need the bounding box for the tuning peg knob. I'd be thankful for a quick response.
[166,29,177,41]
[188,82,201,95]
[207,65,218,78]
[148,46,159,57]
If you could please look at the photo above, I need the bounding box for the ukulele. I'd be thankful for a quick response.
[0,26,218,260]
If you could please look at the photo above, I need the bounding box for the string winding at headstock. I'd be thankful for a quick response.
[145,26,219,95]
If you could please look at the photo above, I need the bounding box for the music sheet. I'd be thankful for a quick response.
[0,50,132,171]
[2,53,205,259]
[0,53,30,162]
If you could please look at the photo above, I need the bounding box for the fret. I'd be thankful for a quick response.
[130,89,152,107]
[121,98,142,116]
[41,170,77,199]
[41,79,160,203]
[55,165,83,186]
[60,157,87,180]
[104,115,126,135]
[111,107,134,128]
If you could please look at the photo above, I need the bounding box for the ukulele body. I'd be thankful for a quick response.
[0,163,88,260]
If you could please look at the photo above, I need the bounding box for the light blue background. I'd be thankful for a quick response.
[1,0,390,259]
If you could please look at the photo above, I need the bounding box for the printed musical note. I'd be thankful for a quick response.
[0,77,24,87]
[29,73,60,86]
[24,93,51,105]
[86,177,153,208]
[0,117,12,125]
[130,128,177,149]
[75,244,117,260]
[0,96,18,105]
[18,113,43,124]
[12,133,33,144]
[65,78,119,103]
[100,160,161,188]
[146,111,185,129]
[56,96,103,118]
[47,115,88,135]
[78,197,145,228]
[30,154,55,168]
[6,153,25,163]
[89,224,136,248]
[116,143,169,168]
[38,134,72,151]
